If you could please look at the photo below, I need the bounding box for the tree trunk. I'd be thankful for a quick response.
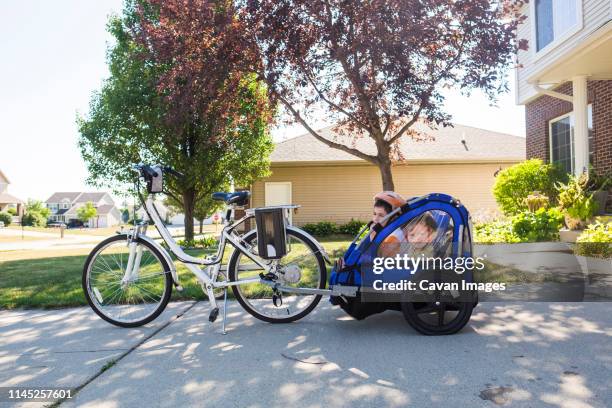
[183,189,196,241]
[199,219,203,234]
[378,158,395,191]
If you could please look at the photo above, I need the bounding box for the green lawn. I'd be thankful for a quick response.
[0,236,350,309]
[0,233,537,310]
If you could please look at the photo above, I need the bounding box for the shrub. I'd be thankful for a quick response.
[6,208,17,216]
[585,166,612,192]
[556,174,597,230]
[511,207,564,242]
[474,220,522,244]
[177,236,218,249]
[337,219,368,236]
[302,221,338,237]
[493,159,567,215]
[575,221,612,258]
[127,217,143,225]
[0,212,12,226]
[22,212,47,227]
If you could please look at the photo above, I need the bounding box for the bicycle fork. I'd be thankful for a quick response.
[122,241,143,286]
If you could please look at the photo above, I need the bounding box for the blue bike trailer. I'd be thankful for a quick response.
[329,193,478,335]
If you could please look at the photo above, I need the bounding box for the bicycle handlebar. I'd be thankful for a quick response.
[162,166,185,179]
[132,163,184,180]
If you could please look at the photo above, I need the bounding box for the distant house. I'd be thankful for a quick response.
[250,122,526,225]
[0,168,24,217]
[515,0,611,176]
[45,192,121,228]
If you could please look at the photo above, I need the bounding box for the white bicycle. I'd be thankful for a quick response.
[82,164,338,330]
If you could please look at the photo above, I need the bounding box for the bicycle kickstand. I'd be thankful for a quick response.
[221,286,228,335]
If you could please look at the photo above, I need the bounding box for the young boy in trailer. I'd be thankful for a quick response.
[370,191,407,258]
[336,191,407,270]
[402,211,438,257]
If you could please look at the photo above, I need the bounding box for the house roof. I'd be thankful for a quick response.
[64,202,120,217]
[0,169,10,184]
[0,192,24,204]
[75,192,108,203]
[45,192,111,204]
[96,204,116,215]
[271,122,525,165]
[45,192,83,203]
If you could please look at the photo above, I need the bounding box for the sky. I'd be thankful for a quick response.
[0,1,525,203]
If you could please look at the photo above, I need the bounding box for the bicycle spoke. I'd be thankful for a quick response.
[86,238,168,325]
[234,233,323,320]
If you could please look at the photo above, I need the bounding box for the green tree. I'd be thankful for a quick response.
[77,202,98,227]
[77,0,273,240]
[194,195,222,235]
[22,200,51,227]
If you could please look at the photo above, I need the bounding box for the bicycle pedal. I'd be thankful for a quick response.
[259,272,276,281]
[209,307,219,322]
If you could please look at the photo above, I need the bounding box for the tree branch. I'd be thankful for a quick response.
[276,92,378,164]
[322,0,379,133]
[387,30,468,146]
[382,112,392,138]
[300,65,371,133]
[386,104,425,145]
[165,188,182,205]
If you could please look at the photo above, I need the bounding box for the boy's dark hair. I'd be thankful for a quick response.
[418,212,438,231]
[374,199,392,214]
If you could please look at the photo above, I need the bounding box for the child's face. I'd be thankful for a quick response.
[372,206,389,226]
[406,222,434,249]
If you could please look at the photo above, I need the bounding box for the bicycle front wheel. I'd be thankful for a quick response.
[82,234,173,328]
[228,228,327,323]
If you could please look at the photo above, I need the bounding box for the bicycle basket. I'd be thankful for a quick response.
[147,166,163,194]
[254,207,287,259]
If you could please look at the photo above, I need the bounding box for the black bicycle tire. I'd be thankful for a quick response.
[227,228,327,323]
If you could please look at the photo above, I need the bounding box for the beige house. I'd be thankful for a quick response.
[250,123,525,225]
[0,168,24,217]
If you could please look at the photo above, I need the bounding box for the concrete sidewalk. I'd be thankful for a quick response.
[0,302,195,408]
[475,243,612,300]
[1,300,610,407]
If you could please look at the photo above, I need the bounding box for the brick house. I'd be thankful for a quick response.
[515,0,611,177]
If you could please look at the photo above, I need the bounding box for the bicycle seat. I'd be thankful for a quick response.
[212,191,250,206]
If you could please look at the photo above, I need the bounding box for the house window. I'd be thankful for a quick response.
[550,116,573,173]
[535,0,580,52]
[549,105,593,174]
[48,203,58,211]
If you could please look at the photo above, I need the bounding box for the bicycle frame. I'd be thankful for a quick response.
[123,195,344,316]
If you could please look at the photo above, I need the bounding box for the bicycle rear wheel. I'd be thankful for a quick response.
[228,228,327,323]
[82,234,173,328]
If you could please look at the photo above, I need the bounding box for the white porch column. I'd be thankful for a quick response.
[572,75,589,176]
